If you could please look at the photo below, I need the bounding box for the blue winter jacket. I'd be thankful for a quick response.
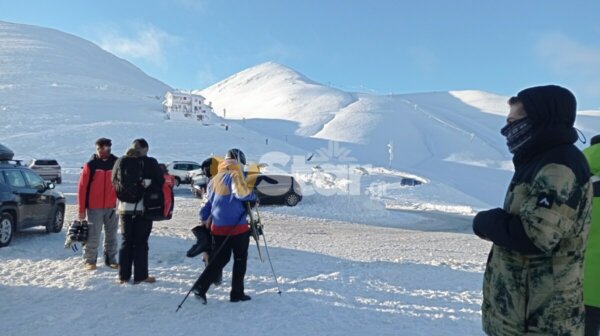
[199,159,256,235]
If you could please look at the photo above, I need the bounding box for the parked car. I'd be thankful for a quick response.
[192,173,302,207]
[166,161,201,186]
[253,174,302,206]
[28,158,62,184]
[0,159,66,247]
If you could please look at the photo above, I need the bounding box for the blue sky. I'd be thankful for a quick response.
[2,0,600,108]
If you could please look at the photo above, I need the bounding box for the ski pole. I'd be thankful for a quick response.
[261,231,282,295]
[176,234,232,312]
[252,205,282,295]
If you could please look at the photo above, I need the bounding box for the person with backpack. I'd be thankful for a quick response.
[583,135,600,336]
[77,137,118,271]
[192,149,256,304]
[112,138,164,285]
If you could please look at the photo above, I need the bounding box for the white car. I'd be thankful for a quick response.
[166,161,201,186]
[28,159,62,184]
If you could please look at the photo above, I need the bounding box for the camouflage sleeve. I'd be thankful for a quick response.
[519,163,581,253]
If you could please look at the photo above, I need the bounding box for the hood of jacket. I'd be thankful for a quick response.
[513,85,579,164]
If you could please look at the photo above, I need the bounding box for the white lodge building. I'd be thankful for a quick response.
[162,91,213,122]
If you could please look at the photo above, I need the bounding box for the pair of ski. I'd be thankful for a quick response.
[246,202,265,262]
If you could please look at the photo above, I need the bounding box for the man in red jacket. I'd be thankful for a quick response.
[78,138,119,271]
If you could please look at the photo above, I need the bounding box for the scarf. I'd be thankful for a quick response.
[500,117,534,154]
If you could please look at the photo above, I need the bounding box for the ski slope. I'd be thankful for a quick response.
[0,21,305,168]
[199,62,600,206]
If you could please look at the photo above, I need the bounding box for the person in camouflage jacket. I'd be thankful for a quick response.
[473,85,593,335]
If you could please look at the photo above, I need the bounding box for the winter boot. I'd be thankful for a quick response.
[84,262,97,271]
[186,242,204,258]
[230,292,251,302]
[194,287,207,305]
[213,270,223,286]
[187,226,211,258]
[133,276,156,285]
[104,252,118,269]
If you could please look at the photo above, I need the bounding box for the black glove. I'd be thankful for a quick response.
[473,208,543,254]
[473,208,507,241]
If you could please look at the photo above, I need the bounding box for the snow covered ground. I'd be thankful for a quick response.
[1,189,491,336]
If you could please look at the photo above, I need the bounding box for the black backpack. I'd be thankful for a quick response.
[143,182,166,221]
[115,156,145,203]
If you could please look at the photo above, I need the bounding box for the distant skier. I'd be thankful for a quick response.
[472,86,592,334]
[192,148,256,304]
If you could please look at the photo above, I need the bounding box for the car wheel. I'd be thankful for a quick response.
[46,207,64,233]
[284,193,300,207]
[0,212,15,247]
[174,177,181,187]
[56,178,62,184]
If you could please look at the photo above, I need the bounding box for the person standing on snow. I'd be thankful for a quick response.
[583,135,600,336]
[192,148,256,304]
[472,85,592,334]
[159,163,175,219]
[113,138,164,285]
[77,137,119,271]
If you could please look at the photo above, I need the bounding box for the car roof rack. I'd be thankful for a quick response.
[0,159,23,166]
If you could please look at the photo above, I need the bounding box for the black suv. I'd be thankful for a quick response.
[0,160,66,247]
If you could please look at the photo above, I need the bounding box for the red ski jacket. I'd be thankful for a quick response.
[77,154,118,214]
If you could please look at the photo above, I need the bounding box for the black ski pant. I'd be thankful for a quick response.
[586,305,600,336]
[195,231,249,295]
[118,215,153,282]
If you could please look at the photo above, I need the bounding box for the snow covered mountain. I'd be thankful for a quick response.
[0,21,168,94]
[0,21,300,167]
[199,62,600,205]
[201,62,600,165]
[2,20,599,208]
